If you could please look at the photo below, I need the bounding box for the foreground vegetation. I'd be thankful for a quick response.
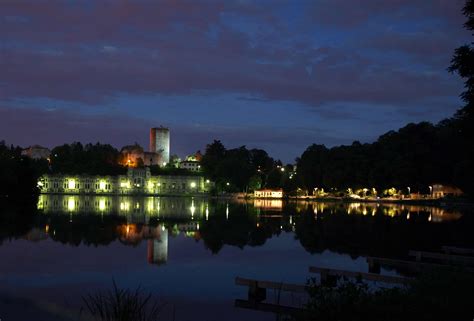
[299,268,474,321]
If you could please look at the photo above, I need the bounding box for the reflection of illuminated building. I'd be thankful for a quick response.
[253,199,283,211]
[38,195,211,223]
[147,229,168,265]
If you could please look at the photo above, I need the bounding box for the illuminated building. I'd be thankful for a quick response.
[21,145,51,160]
[432,184,463,199]
[120,144,162,167]
[179,152,203,172]
[254,189,283,198]
[150,126,170,166]
[179,160,201,172]
[39,168,212,195]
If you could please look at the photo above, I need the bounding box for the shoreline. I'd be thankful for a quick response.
[245,195,474,209]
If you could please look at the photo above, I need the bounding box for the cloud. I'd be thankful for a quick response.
[0,0,468,111]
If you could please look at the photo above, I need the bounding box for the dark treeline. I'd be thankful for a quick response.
[50,142,126,175]
[201,140,284,192]
[296,118,472,194]
[0,141,48,198]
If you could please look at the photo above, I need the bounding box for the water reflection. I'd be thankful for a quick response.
[2,195,473,267]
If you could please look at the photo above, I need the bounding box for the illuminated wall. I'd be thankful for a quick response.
[39,173,213,195]
[150,127,170,166]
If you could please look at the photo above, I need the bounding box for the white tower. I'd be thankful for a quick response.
[150,127,170,166]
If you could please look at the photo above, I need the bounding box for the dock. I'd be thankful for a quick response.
[309,266,411,286]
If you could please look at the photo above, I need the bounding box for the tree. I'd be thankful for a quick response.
[449,0,474,126]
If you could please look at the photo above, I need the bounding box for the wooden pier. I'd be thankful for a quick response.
[409,250,474,266]
[309,266,411,286]
[441,246,474,256]
[234,277,307,315]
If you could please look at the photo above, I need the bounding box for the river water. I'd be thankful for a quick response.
[0,195,473,320]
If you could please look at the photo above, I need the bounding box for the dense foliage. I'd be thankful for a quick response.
[0,141,47,198]
[300,269,474,321]
[50,142,126,175]
[296,119,472,195]
[201,140,280,192]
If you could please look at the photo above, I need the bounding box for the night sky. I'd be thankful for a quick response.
[0,0,471,162]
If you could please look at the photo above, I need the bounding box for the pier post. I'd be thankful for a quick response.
[248,281,266,303]
[368,258,381,274]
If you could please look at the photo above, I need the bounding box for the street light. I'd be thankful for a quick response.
[407,187,411,194]
[429,185,433,197]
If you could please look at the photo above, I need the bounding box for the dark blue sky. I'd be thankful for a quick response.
[0,0,470,162]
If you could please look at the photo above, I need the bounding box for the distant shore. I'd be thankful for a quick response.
[243,195,474,209]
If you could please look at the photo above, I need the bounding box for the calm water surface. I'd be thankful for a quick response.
[1,195,473,321]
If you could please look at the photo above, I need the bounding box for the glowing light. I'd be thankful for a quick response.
[190,201,196,216]
[226,182,230,186]
[45,224,49,233]
[226,204,229,220]
[147,199,154,212]
[280,167,285,172]
[120,202,130,211]
[206,206,209,220]
[68,179,76,189]
[99,198,106,211]
[37,181,44,187]
[67,197,76,211]
[197,223,200,230]
[190,182,197,188]
[37,195,44,210]
[206,179,210,184]
[99,180,106,190]
[120,181,130,188]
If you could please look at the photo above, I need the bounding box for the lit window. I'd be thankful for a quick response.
[68,179,76,189]
[99,181,106,190]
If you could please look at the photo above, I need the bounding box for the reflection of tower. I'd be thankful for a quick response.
[147,228,168,265]
[149,127,170,166]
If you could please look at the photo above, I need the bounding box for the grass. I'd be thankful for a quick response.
[82,280,165,321]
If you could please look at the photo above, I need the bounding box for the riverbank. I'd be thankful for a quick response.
[242,195,474,210]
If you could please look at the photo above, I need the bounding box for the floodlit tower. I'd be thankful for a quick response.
[147,228,168,265]
[150,126,170,166]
